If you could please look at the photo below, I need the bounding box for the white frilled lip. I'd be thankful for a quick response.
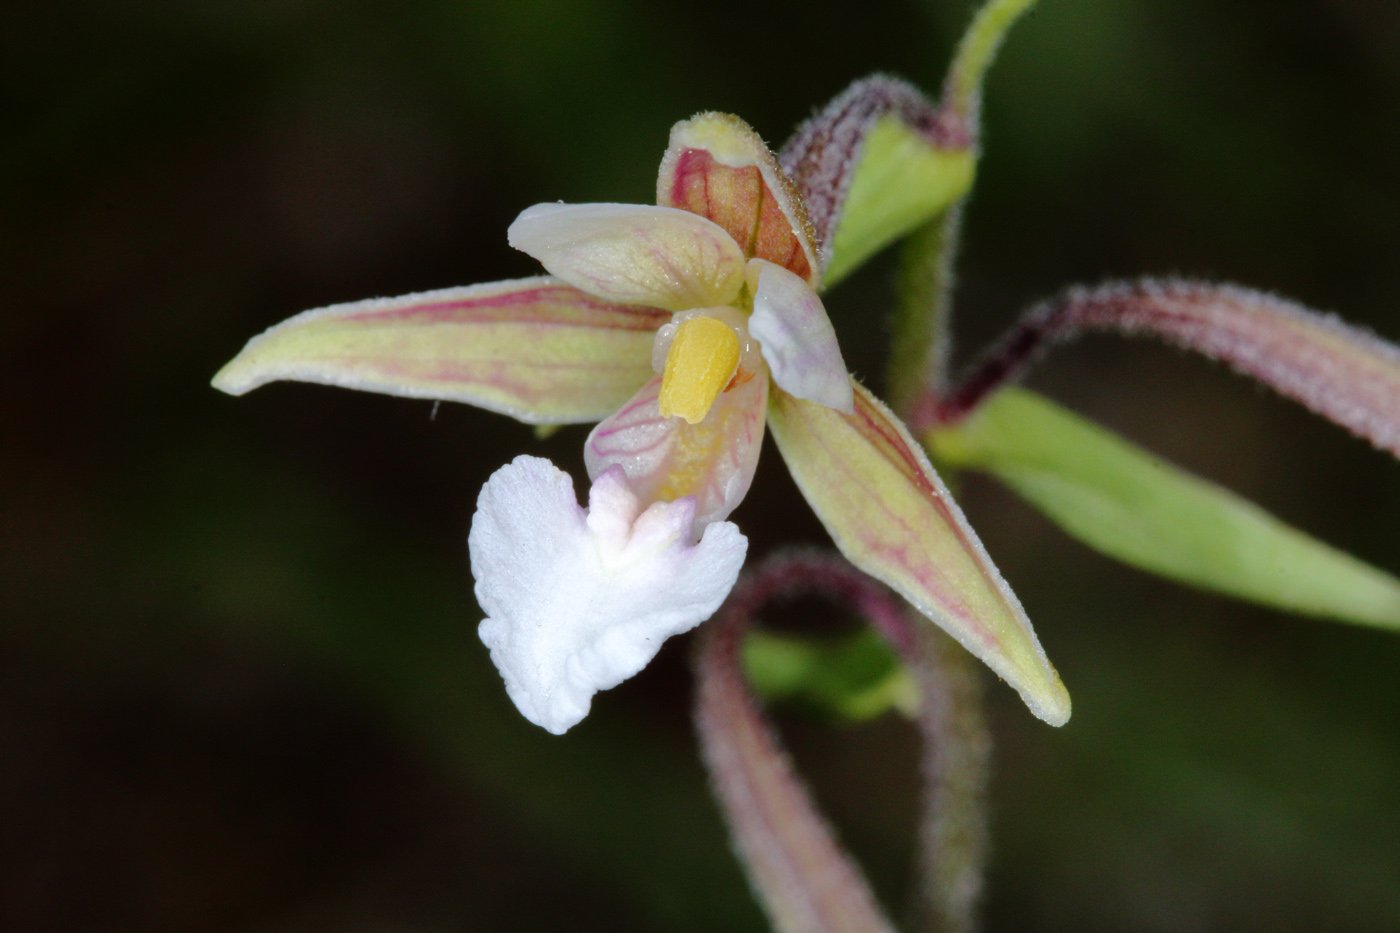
[508,202,853,414]
[469,456,748,735]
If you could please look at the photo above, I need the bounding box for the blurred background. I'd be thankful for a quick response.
[5,0,1400,929]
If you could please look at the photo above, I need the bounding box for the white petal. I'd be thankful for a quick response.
[468,456,747,734]
[508,203,747,312]
[747,259,855,413]
[584,373,768,532]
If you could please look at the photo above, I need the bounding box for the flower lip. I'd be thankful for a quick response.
[585,371,769,533]
[470,455,748,734]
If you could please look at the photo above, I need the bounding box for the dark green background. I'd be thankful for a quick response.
[5,0,1400,929]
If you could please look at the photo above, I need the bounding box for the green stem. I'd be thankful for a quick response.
[890,205,992,933]
[886,4,1042,930]
[909,625,992,933]
[888,0,1039,417]
[944,0,1041,131]
[888,204,964,417]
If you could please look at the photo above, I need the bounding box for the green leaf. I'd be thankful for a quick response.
[743,628,918,722]
[927,388,1400,631]
[823,117,975,290]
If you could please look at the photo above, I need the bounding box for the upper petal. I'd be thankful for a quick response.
[210,277,667,424]
[658,113,821,287]
[747,259,855,413]
[508,202,746,311]
[585,371,768,532]
[470,456,748,735]
[767,381,1070,727]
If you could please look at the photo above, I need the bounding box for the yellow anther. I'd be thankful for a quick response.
[658,316,741,424]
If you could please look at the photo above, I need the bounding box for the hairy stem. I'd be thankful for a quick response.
[942,0,1041,140]
[880,3,1044,927]
[695,552,994,933]
[890,0,1038,418]
[695,554,901,933]
[909,627,990,933]
[888,205,965,419]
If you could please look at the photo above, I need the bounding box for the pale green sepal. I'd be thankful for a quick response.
[769,381,1071,726]
[928,387,1400,630]
[212,277,668,425]
[743,628,918,722]
[823,117,975,290]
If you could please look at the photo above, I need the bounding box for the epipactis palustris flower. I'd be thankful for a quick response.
[213,113,1070,734]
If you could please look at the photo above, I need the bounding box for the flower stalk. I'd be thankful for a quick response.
[694,555,900,933]
[696,552,994,933]
[701,2,1048,929]
[908,628,990,933]
[886,0,1040,423]
[941,0,1041,141]
[888,208,964,422]
[881,4,1044,930]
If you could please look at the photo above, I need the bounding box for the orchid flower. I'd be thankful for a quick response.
[213,112,1070,734]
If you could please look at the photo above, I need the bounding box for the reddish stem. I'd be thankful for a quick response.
[694,551,989,933]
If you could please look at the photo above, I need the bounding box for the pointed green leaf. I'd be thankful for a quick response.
[213,277,668,424]
[823,117,974,290]
[927,388,1400,630]
[769,381,1070,726]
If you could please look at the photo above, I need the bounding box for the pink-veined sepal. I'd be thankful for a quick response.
[767,380,1070,726]
[211,277,668,424]
[657,113,821,287]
